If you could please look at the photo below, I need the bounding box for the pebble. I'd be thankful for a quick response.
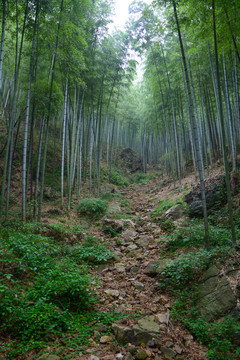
[135,349,148,360]
[100,335,112,344]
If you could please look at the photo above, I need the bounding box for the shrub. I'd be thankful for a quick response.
[160,220,234,250]
[172,294,240,360]
[151,197,184,219]
[109,170,129,187]
[71,237,114,264]
[134,173,155,185]
[12,301,69,340]
[158,218,175,232]
[77,198,107,218]
[157,246,230,289]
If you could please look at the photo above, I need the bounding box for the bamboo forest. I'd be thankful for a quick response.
[0,0,240,359]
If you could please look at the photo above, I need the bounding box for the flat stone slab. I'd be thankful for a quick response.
[112,316,161,346]
[196,276,237,321]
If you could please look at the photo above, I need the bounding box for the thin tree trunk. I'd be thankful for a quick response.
[61,79,68,209]
[172,0,210,248]
[212,0,236,245]
[22,0,39,221]
[0,0,6,90]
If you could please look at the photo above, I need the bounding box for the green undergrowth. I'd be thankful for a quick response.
[151,197,185,219]
[159,219,238,250]
[77,198,108,218]
[133,173,156,185]
[109,168,130,187]
[156,246,231,289]
[171,289,240,359]
[158,217,240,359]
[0,222,116,358]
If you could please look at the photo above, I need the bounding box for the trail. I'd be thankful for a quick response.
[78,177,207,360]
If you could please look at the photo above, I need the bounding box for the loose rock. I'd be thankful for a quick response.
[100,335,112,344]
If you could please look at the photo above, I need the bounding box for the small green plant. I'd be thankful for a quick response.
[109,169,129,187]
[0,223,116,357]
[71,237,114,264]
[158,218,175,232]
[133,173,155,185]
[172,292,240,360]
[102,225,120,237]
[157,246,230,289]
[78,198,107,218]
[160,219,235,250]
[151,197,184,219]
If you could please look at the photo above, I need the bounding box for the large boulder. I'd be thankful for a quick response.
[164,204,184,220]
[194,265,237,321]
[102,218,124,233]
[185,175,226,217]
[117,148,143,173]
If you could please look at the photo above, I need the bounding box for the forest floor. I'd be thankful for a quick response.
[2,166,239,360]
[69,173,209,360]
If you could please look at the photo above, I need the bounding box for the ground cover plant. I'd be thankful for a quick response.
[77,198,108,218]
[171,289,240,360]
[157,216,240,359]
[0,222,117,358]
[133,173,156,185]
[151,197,185,219]
[159,219,237,250]
[109,169,130,188]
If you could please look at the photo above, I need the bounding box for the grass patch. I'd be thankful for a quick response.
[133,173,156,185]
[171,290,240,360]
[160,219,236,250]
[0,222,117,358]
[151,197,185,219]
[156,246,231,289]
[77,198,108,218]
[109,169,129,187]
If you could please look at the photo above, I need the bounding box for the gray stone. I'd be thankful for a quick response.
[161,346,177,359]
[133,281,144,290]
[156,312,169,324]
[123,219,136,229]
[89,356,100,360]
[102,218,124,233]
[122,229,138,238]
[155,260,169,274]
[112,324,135,345]
[185,175,227,217]
[135,349,148,360]
[113,316,161,346]
[100,335,112,343]
[137,316,161,333]
[126,249,142,257]
[136,235,154,247]
[124,353,133,360]
[164,204,183,220]
[115,263,126,272]
[130,266,139,274]
[196,277,237,321]
[197,275,218,299]
[36,355,60,360]
[200,265,220,281]
[126,244,138,252]
[143,261,160,276]
[105,289,120,297]
[133,316,161,345]
[117,148,143,172]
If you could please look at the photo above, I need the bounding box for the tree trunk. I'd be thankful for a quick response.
[172,0,210,248]
[212,0,236,245]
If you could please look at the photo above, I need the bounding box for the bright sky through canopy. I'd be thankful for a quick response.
[109,0,152,33]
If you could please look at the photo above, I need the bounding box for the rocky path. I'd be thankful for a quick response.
[78,180,207,360]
